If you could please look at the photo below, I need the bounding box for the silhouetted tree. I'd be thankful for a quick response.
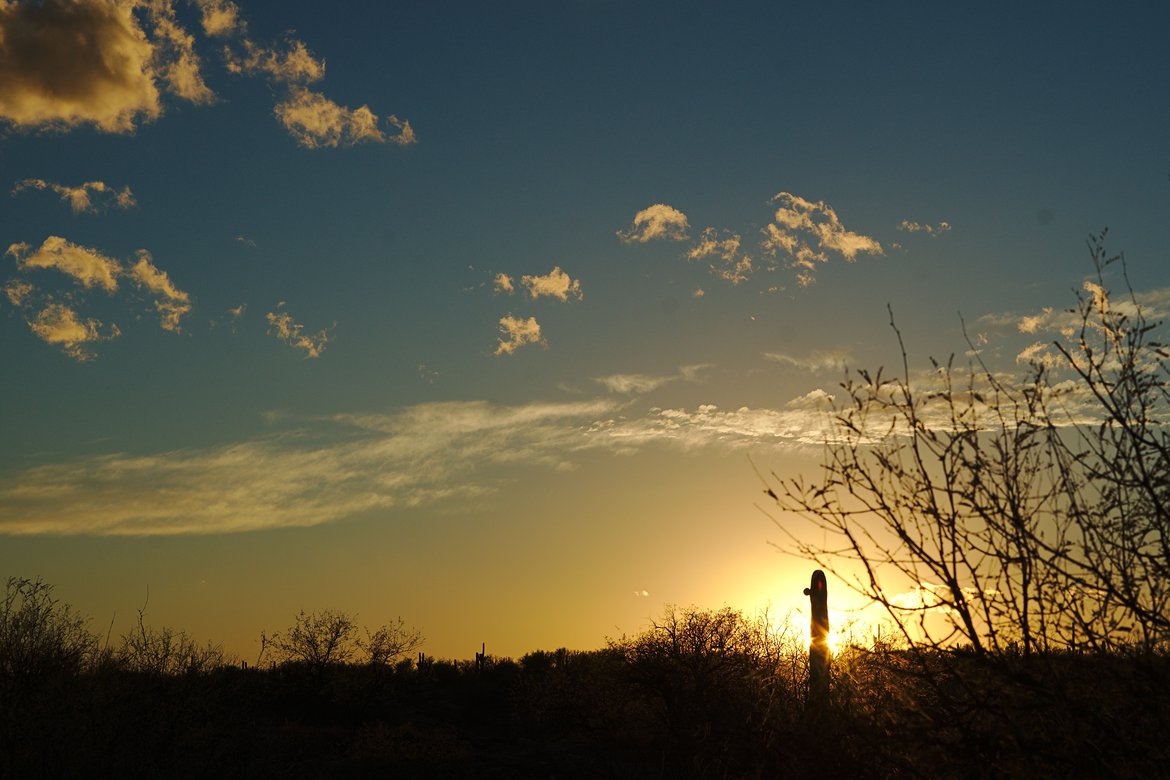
[262,609,424,671]
[766,232,1170,656]
[263,609,359,670]
[359,617,424,665]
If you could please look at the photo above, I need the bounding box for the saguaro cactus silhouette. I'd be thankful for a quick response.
[803,569,830,708]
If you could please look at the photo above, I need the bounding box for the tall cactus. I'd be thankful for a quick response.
[804,569,830,708]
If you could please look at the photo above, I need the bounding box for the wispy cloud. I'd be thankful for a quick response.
[686,227,754,285]
[977,280,1170,366]
[617,203,690,243]
[897,219,951,236]
[521,266,583,301]
[127,251,192,332]
[12,178,136,214]
[224,36,325,84]
[275,87,414,149]
[146,0,215,104]
[206,3,415,149]
[266,303,331,358]
[593,402,836,451]
[8,236,122,292]
[210,302,247,332]
[593,374,674,394]
[761,192,883,286]
[1,376,1126,536]
[593,363,711,394]
[0,395,841,536]
[494,314,544,356]
[764,349,851,374]
[26,302,120,362]
[5,236,192,357]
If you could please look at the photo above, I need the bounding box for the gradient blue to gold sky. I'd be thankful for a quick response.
[2,0,1169,659]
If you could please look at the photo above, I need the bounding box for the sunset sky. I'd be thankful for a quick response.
[2,0,1170,660]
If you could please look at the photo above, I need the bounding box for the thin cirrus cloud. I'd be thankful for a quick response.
[12,178,136,214]
[763,349,851,374]
[4,368,1121,536]
[5,236,190,359]
[2,376,1128,535]
[0,0,413,149]
[593,363,712,394]
[265,303,332,358]
[0,396,845,536]
[594,373,675,394]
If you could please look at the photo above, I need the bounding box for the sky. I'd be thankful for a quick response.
[2,0,1170,661]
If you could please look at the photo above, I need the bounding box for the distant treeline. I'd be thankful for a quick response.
[2,577,1168,778]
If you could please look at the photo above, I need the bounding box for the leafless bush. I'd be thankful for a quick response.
[118,600,227,675]
[0,576,97,679]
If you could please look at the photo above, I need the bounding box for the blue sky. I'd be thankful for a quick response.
[2,0,1169,658]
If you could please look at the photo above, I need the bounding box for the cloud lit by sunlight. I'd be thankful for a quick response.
[276,87,414,149]
[521,266,583,301]
[266,304,331,358]
[8,236,122,292]
[617,203,690,243]
[494,314,544,356]
[0,392,849,535]
[761,192,882,285]
[26,302,119,362]
[128,251,192,332]
[5,236,191,357]
[897,219,951,236]
[12,178,136,214]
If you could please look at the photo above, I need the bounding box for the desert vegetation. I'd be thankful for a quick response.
[2,236,1168,777]
[2,575,1167,777]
